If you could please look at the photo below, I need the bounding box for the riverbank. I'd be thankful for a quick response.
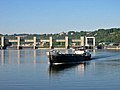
[105,46,120,50]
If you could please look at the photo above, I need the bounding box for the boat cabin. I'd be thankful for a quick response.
[74,48,86,54]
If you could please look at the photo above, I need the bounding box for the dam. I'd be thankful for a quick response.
[0,36,95,49]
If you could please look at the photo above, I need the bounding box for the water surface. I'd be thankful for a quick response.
[0,49,120,90]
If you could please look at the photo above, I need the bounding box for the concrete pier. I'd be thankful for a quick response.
[1,36,4,49]
[49,36,53,49]
[0,36,6,49]
[17,36,20,50]
[80,36,84,46]
[33,37,36,49]
[65,36,68,49]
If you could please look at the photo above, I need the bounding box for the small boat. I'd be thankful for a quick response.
[47,48,91,64]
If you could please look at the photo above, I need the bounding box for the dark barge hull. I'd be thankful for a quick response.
[49,54,91,64]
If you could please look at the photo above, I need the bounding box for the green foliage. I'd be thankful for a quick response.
[1,28,120,46]
[94,28,120,44]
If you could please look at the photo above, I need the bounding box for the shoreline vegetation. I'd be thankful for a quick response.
[0,28,120,49]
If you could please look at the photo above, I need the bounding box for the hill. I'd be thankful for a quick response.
[1,28,120,45]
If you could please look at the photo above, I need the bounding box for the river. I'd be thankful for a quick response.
[0,49,120,90]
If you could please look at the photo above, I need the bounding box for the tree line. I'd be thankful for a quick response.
[1,28,120,46]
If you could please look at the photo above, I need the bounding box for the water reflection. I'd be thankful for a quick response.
[0,49,120,90]
[33,50,36,64]
[1,50,5,64]
[0,50,38,64]
[48,62,90,77]
[17,50,20,64]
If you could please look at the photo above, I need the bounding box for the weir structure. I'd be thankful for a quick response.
[0,36,95,49]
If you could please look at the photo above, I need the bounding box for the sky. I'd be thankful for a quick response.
[0,0,120,34]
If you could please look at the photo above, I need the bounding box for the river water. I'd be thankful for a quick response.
[0,49,120,90]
